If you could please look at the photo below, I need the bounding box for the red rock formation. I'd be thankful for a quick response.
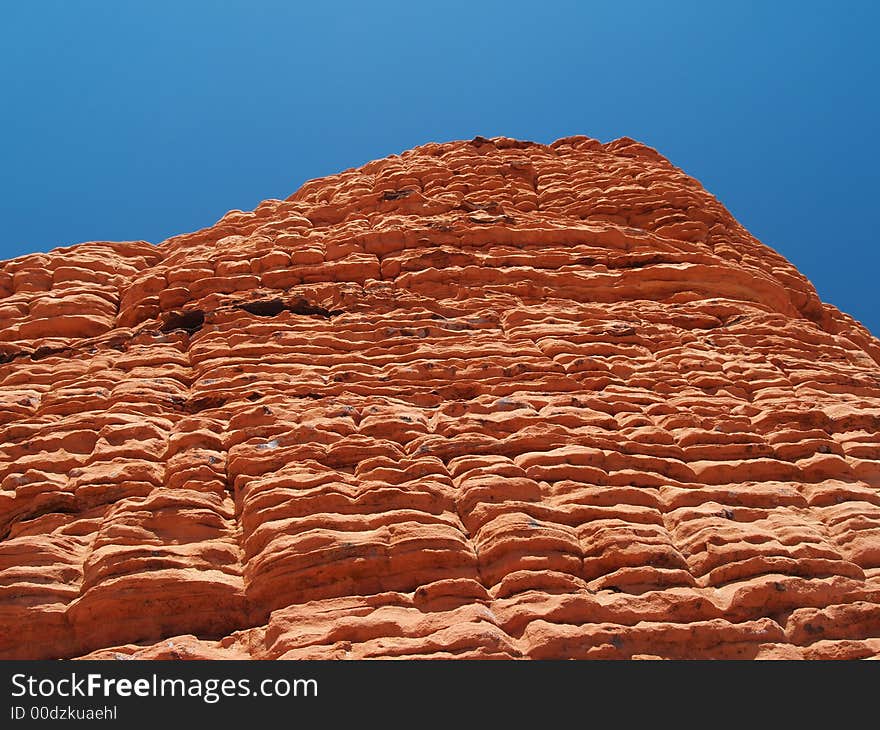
[2,135,879,660]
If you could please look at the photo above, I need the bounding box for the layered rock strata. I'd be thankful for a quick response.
[1,135,879,659]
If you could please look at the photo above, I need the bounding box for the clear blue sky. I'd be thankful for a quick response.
[1,1,877,334]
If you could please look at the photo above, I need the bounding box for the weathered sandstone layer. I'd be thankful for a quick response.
[1,136,879,659]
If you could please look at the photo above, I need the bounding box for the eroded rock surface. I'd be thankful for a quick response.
[2,135,879,659]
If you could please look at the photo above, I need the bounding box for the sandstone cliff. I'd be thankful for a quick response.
[2,135,879,659]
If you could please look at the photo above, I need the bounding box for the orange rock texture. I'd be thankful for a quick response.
[2,135,880,660]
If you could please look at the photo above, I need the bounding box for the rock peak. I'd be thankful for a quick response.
[1,137,879,659]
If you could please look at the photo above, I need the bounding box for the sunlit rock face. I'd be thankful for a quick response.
[1,135,879,660]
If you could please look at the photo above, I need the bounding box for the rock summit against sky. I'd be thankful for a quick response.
[1,136,879,659]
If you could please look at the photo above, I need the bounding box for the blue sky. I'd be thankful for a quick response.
[1,1,877,334]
